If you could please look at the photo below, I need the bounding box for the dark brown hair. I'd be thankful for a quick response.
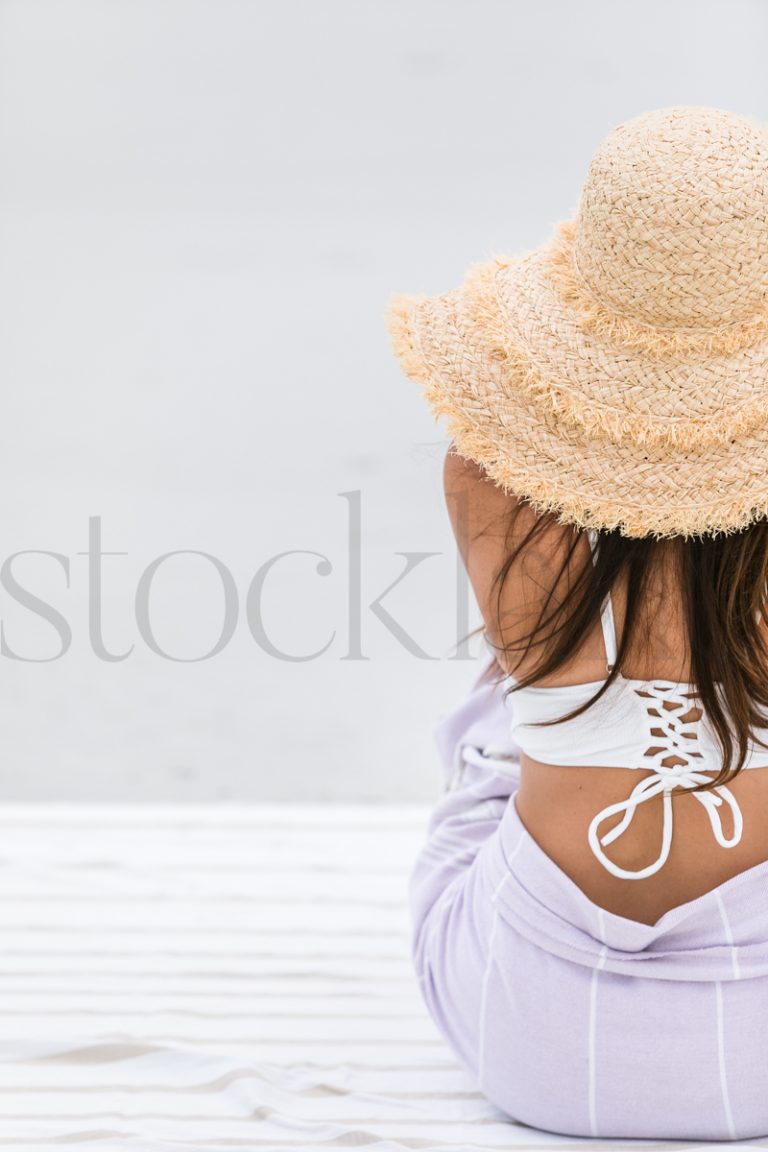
[467,504,768,797]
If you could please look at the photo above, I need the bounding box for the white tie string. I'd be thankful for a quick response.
[587,762,744,881]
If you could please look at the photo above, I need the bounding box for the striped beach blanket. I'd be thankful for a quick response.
[0,803,739,1150]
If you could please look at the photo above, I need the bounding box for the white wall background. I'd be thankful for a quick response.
[0,0,765,800]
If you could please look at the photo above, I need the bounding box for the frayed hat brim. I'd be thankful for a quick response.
[384,227,768,540]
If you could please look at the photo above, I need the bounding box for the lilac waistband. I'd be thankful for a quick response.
[481,790,768,983]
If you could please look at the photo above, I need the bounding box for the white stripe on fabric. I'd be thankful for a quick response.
[715,980,738,1140]
[419,876,466,976]
[477,831,525,1089]
[713,889,741,980]
[476,878,504,1090]
[588,906,608,1138]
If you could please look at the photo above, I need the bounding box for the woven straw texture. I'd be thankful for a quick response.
[385,105,768,539]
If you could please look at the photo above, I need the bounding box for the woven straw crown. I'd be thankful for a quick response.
[384,104,768,539]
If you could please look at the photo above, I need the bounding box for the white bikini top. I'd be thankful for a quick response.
[495,528,768,881]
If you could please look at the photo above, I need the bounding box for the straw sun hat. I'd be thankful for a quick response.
[384,105,768,539]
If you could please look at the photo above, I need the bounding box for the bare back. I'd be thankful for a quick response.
[444,448,768,926]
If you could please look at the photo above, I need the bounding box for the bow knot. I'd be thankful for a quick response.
[587,764,743,880]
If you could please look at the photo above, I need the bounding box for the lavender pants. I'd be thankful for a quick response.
[408,659,768,1141]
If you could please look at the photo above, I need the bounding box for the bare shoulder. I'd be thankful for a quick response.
[441,445,588,670]
[441,445,567,561]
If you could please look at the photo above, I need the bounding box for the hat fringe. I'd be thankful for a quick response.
[383,293,432,388]
[545,218,768,358]
[384,292,768,540]
[461,257,768,451]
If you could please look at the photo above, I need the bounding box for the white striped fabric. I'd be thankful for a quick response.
[0,803,737,1150]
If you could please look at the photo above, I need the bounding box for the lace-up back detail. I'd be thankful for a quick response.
[635,685,705,770]
[500,529,768,881]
